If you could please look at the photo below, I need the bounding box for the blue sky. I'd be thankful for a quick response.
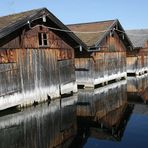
[0,0,147,29]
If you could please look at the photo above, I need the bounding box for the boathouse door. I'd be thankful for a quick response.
[58,59,75,95]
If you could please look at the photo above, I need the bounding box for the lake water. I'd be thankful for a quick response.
[0,74,148,148]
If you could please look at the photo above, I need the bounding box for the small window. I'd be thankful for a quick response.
[38,33,48,46]
[43,33,47,45]
[38,33,42,46]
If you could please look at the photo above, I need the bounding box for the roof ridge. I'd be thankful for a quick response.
[67,19,116,26]
[0,7,46,19]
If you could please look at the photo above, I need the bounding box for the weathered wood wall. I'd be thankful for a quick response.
[75,58,94,86]
[75,31,127,87]
[93,51,126,83]
[127,48,148,75]
[0,62,20,97]
[139,49,148,73]
[0,25,76,110]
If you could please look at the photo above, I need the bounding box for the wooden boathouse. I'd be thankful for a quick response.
[126,29,148,75]
[68,20,133,88]
[0,8,87,110]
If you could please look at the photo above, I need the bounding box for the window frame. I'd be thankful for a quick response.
[38,32,48,47]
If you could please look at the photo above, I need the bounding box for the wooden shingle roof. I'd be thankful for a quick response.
[126,29,148,48]
[0,9,41,31]
[0,8,44,39]
[0,8,87,50]
[68,20,115,47]
[67,20,133,50]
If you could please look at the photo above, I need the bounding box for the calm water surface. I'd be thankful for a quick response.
[0,74,148,148]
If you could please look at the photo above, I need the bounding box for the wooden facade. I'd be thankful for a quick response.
[126,29,148,75]
[68,20,132,87]
[0,8,86,110]
[127,48,148,75]
[75,41,126,87]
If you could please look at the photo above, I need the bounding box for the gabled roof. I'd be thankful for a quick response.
[68,20,115,47]
[68,19,133,50]
[0,8,44,39]
[126,29,148,48]
[0,8,87,50]
[0,9,41,31]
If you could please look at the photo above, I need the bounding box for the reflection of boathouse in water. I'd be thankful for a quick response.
[127,74,148,104]
[76,80,134,142]
[0,95,77,148]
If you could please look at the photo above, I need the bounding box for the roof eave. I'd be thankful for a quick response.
[0,8,88,51]
[93,20,117,48]
[39,8,88,50]
[0,8,44,39]
[116,20,134,49]
[92,19,134,51]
